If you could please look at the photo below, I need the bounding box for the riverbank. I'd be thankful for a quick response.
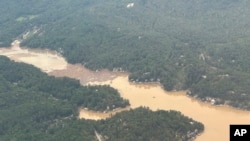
[1,41,250,141]
[79,106,130,120]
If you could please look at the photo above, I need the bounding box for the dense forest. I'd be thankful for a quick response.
[95,108,204,141]
[0,1,250,109]
[0,56,203,141]
[0,56,129,112]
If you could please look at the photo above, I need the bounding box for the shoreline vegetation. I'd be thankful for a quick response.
[2,40,250,141]
[4,39,250,111]
[1,0,250,140]
[0,56,204,141]
[1,0,247,110]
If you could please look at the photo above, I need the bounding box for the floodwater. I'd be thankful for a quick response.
[89,77,250,141]
[0,41,250,141]
[0,40,67,72]
[49,64,123,85]
[79,107,130,120]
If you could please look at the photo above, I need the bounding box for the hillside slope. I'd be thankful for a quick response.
[1,0,250,109]
[0,56,203,141]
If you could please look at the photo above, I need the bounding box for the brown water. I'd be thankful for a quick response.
[89,76,250,141]
[79,107,130,120]
[1,41,250,141]
[0,40,67,72]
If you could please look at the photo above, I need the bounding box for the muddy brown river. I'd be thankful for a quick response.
[0,41,250,141]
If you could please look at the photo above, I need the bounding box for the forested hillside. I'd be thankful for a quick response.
[0,56,203,141]
[96,108,204,141]
[1,0,250,109]
[0,56,129,112]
